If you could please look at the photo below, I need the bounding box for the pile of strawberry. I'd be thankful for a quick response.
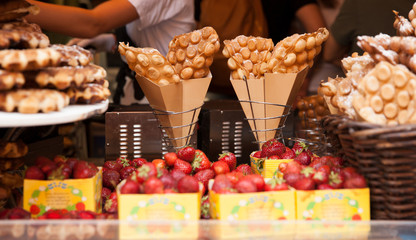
[24,155,99,180]
[0,207,30,219]
[34,209,116,220]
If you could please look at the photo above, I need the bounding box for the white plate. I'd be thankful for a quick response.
[0,100,109,128]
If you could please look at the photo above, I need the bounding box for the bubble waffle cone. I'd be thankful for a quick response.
[223,35,274,80]
[119,42,180,86]
[167,26,220,80]
[393,10,415,36]
[352,61,416,125]
[267,27,329,73]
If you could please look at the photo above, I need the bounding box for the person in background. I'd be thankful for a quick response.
[26,0,195,105]
[323,0,414,65]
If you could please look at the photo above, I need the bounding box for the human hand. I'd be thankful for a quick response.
[66,33,117,53]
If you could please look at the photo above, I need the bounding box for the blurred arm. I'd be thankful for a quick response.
[323,33,348,65]
[295,3,326,32]
[25,0,139,38]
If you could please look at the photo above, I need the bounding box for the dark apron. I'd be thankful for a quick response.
[113,26,145,104]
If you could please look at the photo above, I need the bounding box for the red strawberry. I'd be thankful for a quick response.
[131,162,157,183]
[194,169,215,191]
[47,162,71,180]
[225,171,244,185]
[343,174,367,189]
[278,162,288,173]
[328,172,345,189]
[25,166,45,180]
[44,210,62,219]
[295,152,311,166]
[177,175,199,193]
[192,150,211,173]
[268,155,281,159]
[53,155,67,164]
[244,174,265,191]
[280,149,296,159]
[235,164,253,175]
[73,160,97,179]
[173,159,193,175]
[144,177,164,194]
[261,140,285,158]
[163,152,178,167]
[120,179,141,194]
[103,170,120,189]
[7,208,31,219]
[283,161,302,174]
[30,205,41,215]
[103,160,123,172]
[79,211,95,220]
[65,157,79,170]
[218,152,237,170]
[283,172,303,187]
[159,173,177,190]
[39,161,57,175]
[265,178,289,191]
[330,157,344,167]
[101,187,112,202]
[116,156,131,168]
[164,188,178,194]
[252,151,261,158]
[35,156,53,167]
[152,159,167,169]
[312,169,329,185]
[235,176,257,193]
[211,161,230,175]
[212,174,233,192]
[200,195,210,219]
[104,192,118,213]
[131,157,147,168]
[292,141,307,155]
[170,169,186,182]
[341,167,358,179]
[300,167,315,178]
[317,183,334,190]
[293,177,315,190]
[177,146,196,162]
[76,202,86,211]
[119,166,136,180]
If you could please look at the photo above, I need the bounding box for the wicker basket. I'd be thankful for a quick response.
[321,114,416,220]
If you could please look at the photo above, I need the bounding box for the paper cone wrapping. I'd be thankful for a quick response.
[231,67,309,146]
[136,74,211,148]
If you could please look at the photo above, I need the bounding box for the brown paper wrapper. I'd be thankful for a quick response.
[231,67,309,147]
[136,74,212,148]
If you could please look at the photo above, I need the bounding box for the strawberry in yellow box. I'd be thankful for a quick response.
[23,156,102,217]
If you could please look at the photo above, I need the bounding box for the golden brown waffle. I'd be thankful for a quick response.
[353,61,416,125]
[67,80,111,104]
[0,48,62,71]
[223,36,274,79]
[167,26,220,79]
[0,70,25,90]
[26,64,107,90]
[0,89,69,113]
[393,10,414,36]
[0,21,49,49]
[0,140,28,158]
[0,157,24,171]
[0,0,39,23]
[341,52,375,73]
[51,44,93,67]
[119,42,180,86]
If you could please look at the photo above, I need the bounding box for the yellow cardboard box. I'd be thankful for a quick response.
[209,190,296,221]
[119,221,199,240]
[210,221,296,239]
[23,168,102,217]
[250,153,293,178]
[295,188,370,221]
[117,180,201,239]
[295,220,370,239]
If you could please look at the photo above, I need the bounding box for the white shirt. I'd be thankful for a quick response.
[126,0,195,56]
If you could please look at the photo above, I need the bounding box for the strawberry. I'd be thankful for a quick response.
[295,152,311,166]
[131,157,147,168]
[330,157,344,167]
[300,167,315,178]
[200,195,210,219]
[119,166,136,180]
[328,171,344,189]
[164,188,178,194]
[235,164,253,175]
[35,156,53,167]
[192,150,211,173]
[101,187,112,202]
[343,174,367,189]
[170,169,186,182]
[79,211,95,220]
[292,141,307,156]
[65,157,79,170]
[104,192,118,213]
[252,151,261,158]
[177,146,196,162]
[283,161,302,174]
[103,160,123,172]
[260,140,285,158]
[152,159,166,169]
[341,167,358,179]
[280,148,296,159]
[218,152,237,170]
[159,173,177,190]
[53,155,67,164]
[283,172,303,187]
[225,171,244,185]
[47,162,71,180]
[278,162,288,173]
[293,177,315,190]
[73,160,97,179]
[212,174,233,192]
[265,178,289,191]
[173,159,193,174]
[120,179,141,194]
[30,205,41,215]
[163,152,178,167]
[244,174,265,191]
[39,161,57,175]
[103,169,121,189]
[312,169,329,185]
[116,156,131,168]
[317,183,334,190]
[25,166,45,180]
[7,208,31,219]
[211,161,230,175]
[76,202,86,211]
[144,177,164,194]
[177,175,199,193]
[44,210,62,219]
[194,169,215,191]
[268,155,281,159]
[235,176,257,193]
[131,162,157,183]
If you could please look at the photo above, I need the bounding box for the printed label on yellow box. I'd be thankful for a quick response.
[250,153,293,178]
[209,190,296,220]
[23,169,102,217]
[296,188,370,221]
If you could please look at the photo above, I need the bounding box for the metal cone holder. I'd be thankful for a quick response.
[151,105,202,152]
